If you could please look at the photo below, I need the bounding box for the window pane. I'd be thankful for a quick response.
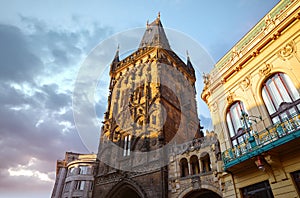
[282,74,300,100]
[231,103,243,131]
[232,140,237,147]
[123,135,128,156]
[275,76,292,103]
[79,181,85,190]
[242,180,274,198]
[268,80,283,109]
[289,107,296,116]
[79,166,88,174]
[262,88,276,115]
[127,135,131,156]
[272,116,280,124]
[291,170,300,193]
[226,113,235,137]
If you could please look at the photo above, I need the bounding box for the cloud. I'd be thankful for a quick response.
[0,16,112,197]
[0,24,43,83]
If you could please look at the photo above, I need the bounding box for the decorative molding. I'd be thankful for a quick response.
[277,40,295,61]
[210,102,218,113]
[259,63,272,77]
[240,75,251,90]
[202,73,210,90]
[226,92,234,105]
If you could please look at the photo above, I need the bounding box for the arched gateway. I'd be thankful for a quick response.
[183,189,222,198]
[105,180,147,198]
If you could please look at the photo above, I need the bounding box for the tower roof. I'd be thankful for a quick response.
[139,13,171,50]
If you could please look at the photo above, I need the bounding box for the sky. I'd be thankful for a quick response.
[0,0,280,197]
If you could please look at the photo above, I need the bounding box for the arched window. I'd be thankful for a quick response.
[179,158,189,177]
[226,101,247,146]
[262,73,300,123]
[200,153,211,173]
[190,155,200,175]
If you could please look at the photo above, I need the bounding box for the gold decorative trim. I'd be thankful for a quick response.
[259,63,272,77]
[226,92,234,105]
[277,40,295,61]
[240,75,251,90]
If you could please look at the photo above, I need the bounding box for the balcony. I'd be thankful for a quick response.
[222,113,300,170]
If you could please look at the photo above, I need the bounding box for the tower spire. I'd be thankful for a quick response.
[139,14,170,49]
[110,45,120,75]
[186,50,192,67]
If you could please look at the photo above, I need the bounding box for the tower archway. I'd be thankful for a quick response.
[105,179,147,198]
[183,189,222,198]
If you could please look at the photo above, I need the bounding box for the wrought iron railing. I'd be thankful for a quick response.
[222,113,300,169]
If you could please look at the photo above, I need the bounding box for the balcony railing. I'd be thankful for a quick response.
[222,113,300,170]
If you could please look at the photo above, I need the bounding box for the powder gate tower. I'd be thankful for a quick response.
[93,14,202,198]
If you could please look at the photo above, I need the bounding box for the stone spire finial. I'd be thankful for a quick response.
[186,50,190,59]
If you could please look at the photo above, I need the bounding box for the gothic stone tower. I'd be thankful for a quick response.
[93,14,201,198]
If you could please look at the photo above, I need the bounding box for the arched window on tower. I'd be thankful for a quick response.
[179,158,189,177]
[190,155,200,175]
[226,101,248,147]
[200,153,211,173]
[262,73,300,124]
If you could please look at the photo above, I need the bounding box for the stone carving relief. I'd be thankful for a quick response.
[264,14,276,32]
[277,40,295,61]
[259,63,272,77]
[230,46,240,64]
[226,92,234,105]
[209,102,218,113]
[240,75,251,90]
[202,73,210,90]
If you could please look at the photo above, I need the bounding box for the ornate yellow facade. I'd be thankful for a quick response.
[202,0,300,197]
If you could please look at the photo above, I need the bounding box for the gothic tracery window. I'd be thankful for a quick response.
[262,73,300,123]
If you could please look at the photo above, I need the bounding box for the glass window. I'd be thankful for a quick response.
[226,101,247,146]
[262,73,300,123]
[291,170,300,194]
[75,181,85,191]
[241,180,274,198]
[123,135,131,156]
[68,167,76,176]
[79,166,88,174]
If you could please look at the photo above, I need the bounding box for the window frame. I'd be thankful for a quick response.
[226,101,247,147]
[262,73,300,124]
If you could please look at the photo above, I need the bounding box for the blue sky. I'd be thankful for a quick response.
[0,0,280,197]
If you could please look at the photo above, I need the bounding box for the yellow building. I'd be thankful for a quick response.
[201,0,300,197]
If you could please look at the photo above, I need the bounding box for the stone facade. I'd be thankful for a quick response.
[93,14,204,198]
[168,132,223,198]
